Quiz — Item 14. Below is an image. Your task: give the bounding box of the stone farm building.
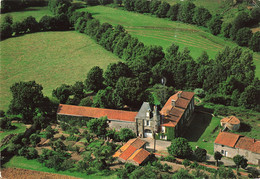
[57,91,195,140]
[214,131,260,165]
[113,138,151,166]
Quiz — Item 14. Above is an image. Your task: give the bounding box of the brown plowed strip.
[1,168,79,179]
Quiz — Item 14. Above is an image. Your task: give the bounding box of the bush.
[0,110,5,117]
[79,97,93,107]
[194,147,207,162]
[182,159,191,168]
[0,117,13,130]
[164,155,176,162]
[29,134,41,147]
[0,22,12,39]
[190,161,199,168]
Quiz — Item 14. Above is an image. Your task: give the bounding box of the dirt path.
[1,168,79,179]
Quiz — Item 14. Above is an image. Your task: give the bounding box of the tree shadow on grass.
[238,122,251,132]
[183,112,213,142]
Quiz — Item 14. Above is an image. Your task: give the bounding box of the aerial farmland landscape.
[1,0,260,178]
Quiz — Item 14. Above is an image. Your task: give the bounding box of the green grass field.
[4,156,117,179]
[0,6,52,23]
[0,123,27,141]
[82,6,260,78]
[0,31,120,111]
[184,112,221,154]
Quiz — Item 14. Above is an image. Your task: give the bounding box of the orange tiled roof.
[57,104,138,122]
[128,148,151,164]
[119,145,137,161]
[114,138,150,165]
[160,91,194,128]
[214,132,241,148]
[221,116,240,125]
[235,137,260,154]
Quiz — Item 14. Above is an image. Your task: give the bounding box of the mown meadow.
[0,31,120,110]
[81,6,260,77]
[0,6,52,23]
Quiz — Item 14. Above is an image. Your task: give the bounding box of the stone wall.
[109,120,136,133]
[214,143,260,165]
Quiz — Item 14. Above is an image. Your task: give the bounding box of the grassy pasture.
[184,112,221,154]
[0,122,27,141]
[0,6,52,23]
[4,156,117,179]
[0,31,120,111]
[82,6,260,78]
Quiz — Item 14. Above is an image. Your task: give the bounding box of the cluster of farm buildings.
[57,91,260,166]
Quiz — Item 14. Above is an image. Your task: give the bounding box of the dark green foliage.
[130,165,158,179]
[208,15,222,35]
[12,21,27,35]
[0,117,13,130]
[172,169,194,179]
[167,137,192,158]
[118,128,136,142]
[45,126,56,139]
[150,84,175,107]
[93,87,123,109]
[218,166,236,179]
[39,15,56,31]
[233,155,248,171]
[85,19,100,37]
[23,16,40,33]
[123,0,135,11]
[214,151,222,166]
[52,84,72,104]
[115,77,149,108]
[18,147,38,159]
[50,139,66,151]
[156,2,170,18]
[87,117,108,137]
[79,97,93,107]
[48,0,72,15]
[167,4,179,21]
[221,23,232,38]
[194,147,207,162]
[250,7,260,25]
[233,11,250,30]
[95,22,113,42]
[104,62,132,87]
[164,155,176,162]
[114,0,123,6]
[239,84,260,110]
[182,159,191,168]
[8,81,46,123]
[1,23,12,39]
[190,161,199,168]
[166,127,175,140]
[29,134,41,147]
[192,7,212,27]
[0,110,5,117]
[85,66,104,92]
[235,27,252,46]
[177,2,196,23]
[149,0,161,15]
[248,168,259,178]
[134,0,149,13]
[249,31,260,52]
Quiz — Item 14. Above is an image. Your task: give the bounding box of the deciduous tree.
[167,137,192,158]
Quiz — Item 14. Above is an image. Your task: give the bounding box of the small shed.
[220,116,240,131]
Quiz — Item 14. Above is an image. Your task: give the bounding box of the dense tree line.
[120,0,259,51]
[1,0,47,13]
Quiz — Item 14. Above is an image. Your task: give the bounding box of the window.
[161,126,165,133]
[221,150,224,154]
[146,120,150,126]
[146,112,149,117]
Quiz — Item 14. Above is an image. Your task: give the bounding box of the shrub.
[182,159,191,168]
[190,161,199,168]
[194,147,207,162]
[164,155,176,162]
[0,110,5,117]
[0,117,13,130]
[29,134,41,147]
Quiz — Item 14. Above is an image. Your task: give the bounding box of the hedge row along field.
[82,6,260,78]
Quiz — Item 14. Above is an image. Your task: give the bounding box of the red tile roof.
[235,137,260,154]
[119,145,137,161]
[130,148,151,164]
[57,104,138,122]
[214,132,241,148]
[114,138,151,165]
[221,116,240,125]
[160,91,194,128]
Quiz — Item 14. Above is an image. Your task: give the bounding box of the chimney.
[171,99,176,107]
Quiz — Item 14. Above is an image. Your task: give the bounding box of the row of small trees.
[120,0,260,51]
[0,0,47,13]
